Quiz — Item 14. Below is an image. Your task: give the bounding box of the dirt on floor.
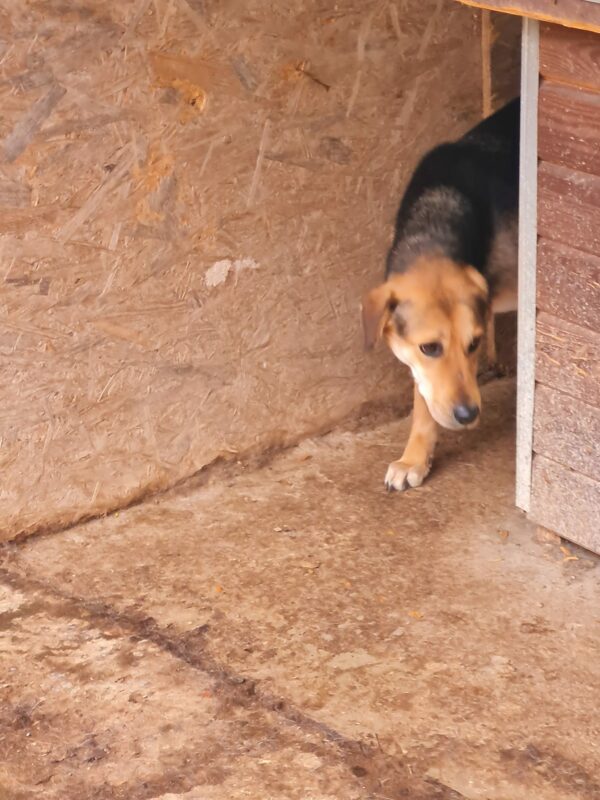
[1,378,599,800]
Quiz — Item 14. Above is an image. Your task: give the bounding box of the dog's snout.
[453,403,480,425]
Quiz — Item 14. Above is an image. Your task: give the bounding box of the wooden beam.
[537,241,600,332]
[539,84,600,173]
[538,163,600,255]
[531,455,600,553]
[456,0,600,35]
[481,10,493,116]
[515,17,539,513]
[533,384,600,481]
[536,312,600,408]
[540,23,600,91]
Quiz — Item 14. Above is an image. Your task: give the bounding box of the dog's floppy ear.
[464,266,490,324]
[361,282,397,350]
[465,266,489,298]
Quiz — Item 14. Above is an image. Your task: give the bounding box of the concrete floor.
[1,379,599,800]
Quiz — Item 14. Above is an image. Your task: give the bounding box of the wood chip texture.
[0,1,517,540]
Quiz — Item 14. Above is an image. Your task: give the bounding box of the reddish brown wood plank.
[540,23,600,92]
[537,239,600,331]
[530,455,600,554]
[536,312,600,407]
[539,82,600,174]
[538,162,600,255]
[456,1,600,33]
[533,384,600,481]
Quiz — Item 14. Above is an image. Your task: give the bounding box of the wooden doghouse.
[460,0,600,553]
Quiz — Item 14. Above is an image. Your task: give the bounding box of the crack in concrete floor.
[0,565,469,800]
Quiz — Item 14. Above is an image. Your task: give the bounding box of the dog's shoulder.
[387,99,520,282]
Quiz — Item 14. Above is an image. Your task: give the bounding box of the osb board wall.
[532,23,600,553]
[0,1,518,541]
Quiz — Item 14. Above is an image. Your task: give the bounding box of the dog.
[362,98,519,492]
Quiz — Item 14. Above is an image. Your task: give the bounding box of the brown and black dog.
[362,99,519,491]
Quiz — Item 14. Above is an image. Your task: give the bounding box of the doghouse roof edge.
[455,0,600,34]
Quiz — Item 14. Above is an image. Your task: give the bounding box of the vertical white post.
[515,18,539,512]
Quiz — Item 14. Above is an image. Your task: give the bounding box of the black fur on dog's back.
[386,98,520,294]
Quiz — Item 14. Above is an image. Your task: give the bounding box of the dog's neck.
[386,186,488,277]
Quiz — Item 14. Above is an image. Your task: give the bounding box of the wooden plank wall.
[533,23,600,552]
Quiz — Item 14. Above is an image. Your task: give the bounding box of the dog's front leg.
[486,312,497,367]
[385,383,438,492]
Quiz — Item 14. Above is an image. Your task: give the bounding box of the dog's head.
[362,258,489,430]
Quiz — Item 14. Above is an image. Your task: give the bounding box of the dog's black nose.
[453,403,480,425]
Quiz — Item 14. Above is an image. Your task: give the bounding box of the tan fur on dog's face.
[362,258,488,430]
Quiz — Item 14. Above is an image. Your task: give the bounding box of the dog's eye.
[468,336,482,354]
[419,342,443,358]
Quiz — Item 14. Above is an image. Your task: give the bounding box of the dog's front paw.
[384,458,431,492]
